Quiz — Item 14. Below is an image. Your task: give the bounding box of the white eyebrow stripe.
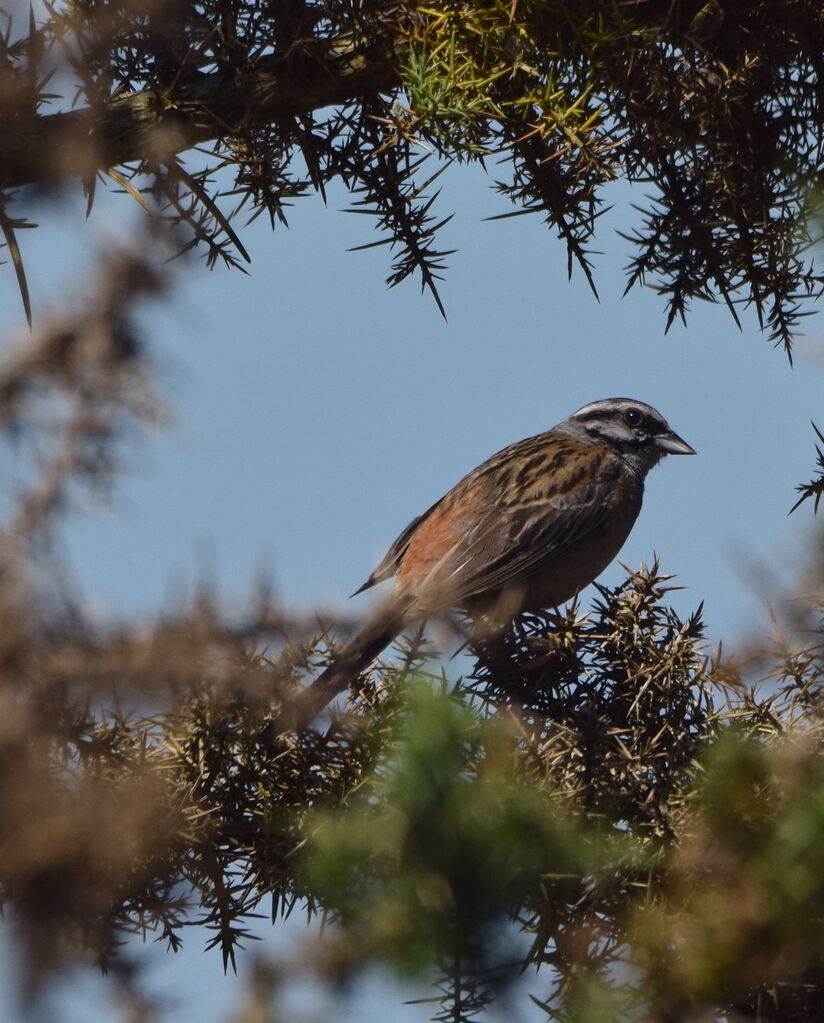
[571,401,605,417]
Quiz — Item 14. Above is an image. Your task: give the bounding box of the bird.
[277,398,695,732]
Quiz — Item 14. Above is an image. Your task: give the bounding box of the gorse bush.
[1,2,824,1021]
[2,1,824,344]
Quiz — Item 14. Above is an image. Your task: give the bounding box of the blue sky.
[1,158,822,1020]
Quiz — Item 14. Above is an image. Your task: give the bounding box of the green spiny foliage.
[0,1,823,346]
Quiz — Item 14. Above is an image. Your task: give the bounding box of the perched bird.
[280,398,694,731]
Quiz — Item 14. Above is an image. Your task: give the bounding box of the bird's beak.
[655,430,696,456]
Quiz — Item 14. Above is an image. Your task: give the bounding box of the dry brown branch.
[0,38,399,190]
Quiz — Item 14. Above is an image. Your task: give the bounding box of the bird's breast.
[515,472,642,613]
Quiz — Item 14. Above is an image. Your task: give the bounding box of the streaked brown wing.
[439,477,615,602]
[400,433,623,607]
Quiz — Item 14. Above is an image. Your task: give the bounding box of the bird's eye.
[624,408,641,427]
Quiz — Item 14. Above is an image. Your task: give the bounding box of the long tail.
[272,602,407,734]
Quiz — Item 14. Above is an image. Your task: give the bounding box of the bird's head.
[563,398,695,474]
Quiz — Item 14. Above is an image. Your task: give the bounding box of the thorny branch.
[0,1,823,345]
